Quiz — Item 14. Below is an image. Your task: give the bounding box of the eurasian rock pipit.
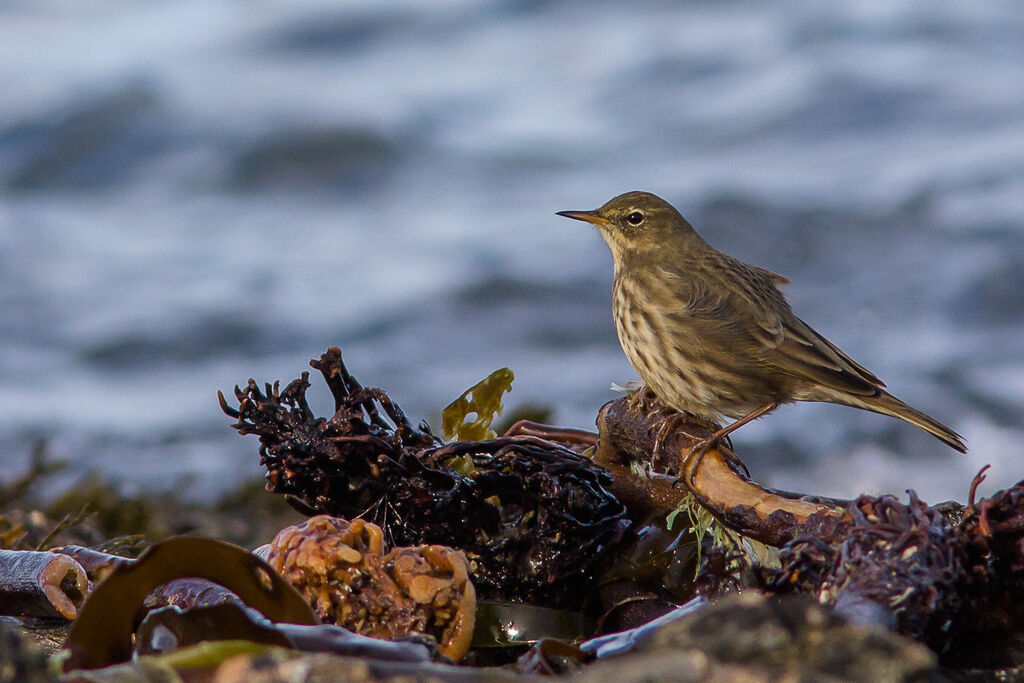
[558,191,966,466]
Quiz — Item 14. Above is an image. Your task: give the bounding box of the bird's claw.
[672,437,716,489]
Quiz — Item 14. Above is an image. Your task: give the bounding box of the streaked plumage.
[558,191,966,454]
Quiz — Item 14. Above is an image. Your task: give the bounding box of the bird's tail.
[857,390,967,453]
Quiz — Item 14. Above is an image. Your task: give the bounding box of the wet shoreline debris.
[1,345,1023,679]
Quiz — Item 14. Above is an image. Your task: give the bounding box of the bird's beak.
[556,210,612,228]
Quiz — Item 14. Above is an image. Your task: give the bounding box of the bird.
[557,191,966,471]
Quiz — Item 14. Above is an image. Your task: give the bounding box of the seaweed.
[758,492,965,649]
[62,536,317,670]
[442,367,515,441]
[220,347,629,609]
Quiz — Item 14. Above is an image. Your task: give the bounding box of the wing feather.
[658,253,884,398]
[769,317,885,396]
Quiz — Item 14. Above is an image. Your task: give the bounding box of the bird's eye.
[626,211,644,226]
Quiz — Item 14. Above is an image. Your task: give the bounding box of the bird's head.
[557,191,699,262]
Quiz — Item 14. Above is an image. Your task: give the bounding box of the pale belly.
[612,279,774,421]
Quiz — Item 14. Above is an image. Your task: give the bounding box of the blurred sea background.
[1,0,1021,502]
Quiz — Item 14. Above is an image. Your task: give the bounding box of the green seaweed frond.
[667,492,770,576]
[442,367,515,442]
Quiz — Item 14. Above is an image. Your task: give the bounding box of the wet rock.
[576,593,936,683]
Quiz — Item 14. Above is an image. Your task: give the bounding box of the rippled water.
[1,0,1022,501]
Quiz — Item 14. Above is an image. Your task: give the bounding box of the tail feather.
[859,391,967,453]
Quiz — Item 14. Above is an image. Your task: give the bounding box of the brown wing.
[661,252,884,397]
[753,265,791,288]
[767,316,886,396]
[713,255,885,396]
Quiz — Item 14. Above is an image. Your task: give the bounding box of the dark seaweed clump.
[220,347,629,608]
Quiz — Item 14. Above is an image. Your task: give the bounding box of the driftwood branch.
[593,391,846,547]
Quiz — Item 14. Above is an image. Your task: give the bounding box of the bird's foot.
[673,436,719,490]
[676,437,750,489]
[653,412,702,469]
[656,413,737,489]
[651,412,678,462]
[632,384,659,412]
[672,403,780,488]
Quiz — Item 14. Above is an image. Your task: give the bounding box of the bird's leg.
[652,412,685,472]
[634,384,659,412]
[654,412,740,479]
[677,402,779,489]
